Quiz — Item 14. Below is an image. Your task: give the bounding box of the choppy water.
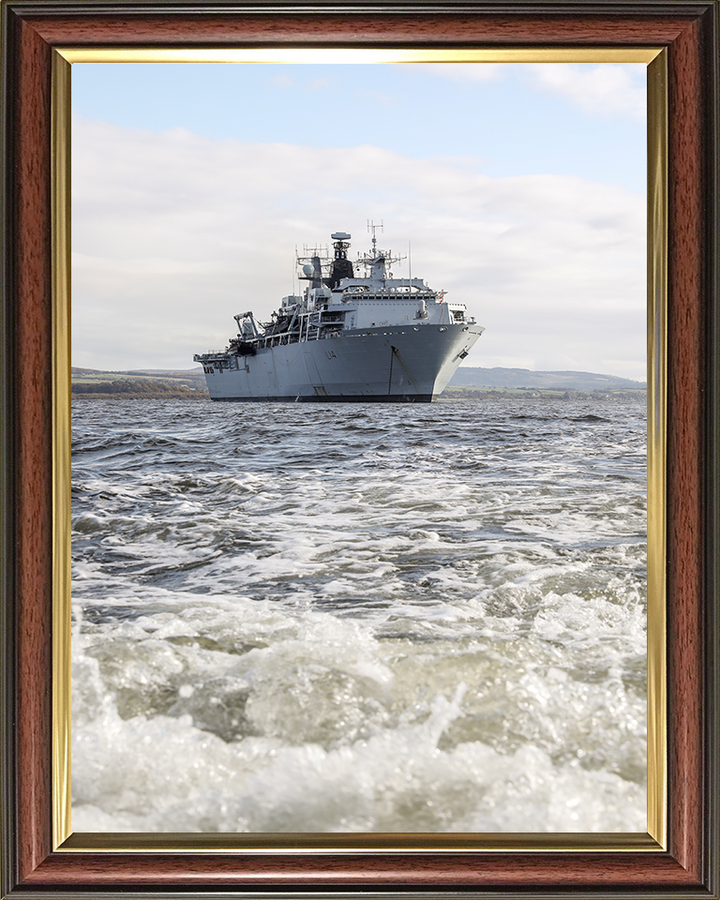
[71,397,647,833]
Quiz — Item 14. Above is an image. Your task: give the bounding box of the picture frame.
[1,0,718,896]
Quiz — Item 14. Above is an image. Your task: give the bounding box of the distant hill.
[71,367,209,399]
[70,365,645,399]
[119,368,205,377]
[450,367,646,391]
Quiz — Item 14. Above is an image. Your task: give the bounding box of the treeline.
[72,379,207,397]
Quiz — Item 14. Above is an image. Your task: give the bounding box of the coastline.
[70,368,646,402]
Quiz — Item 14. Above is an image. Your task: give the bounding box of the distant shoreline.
[70,367,647,402]
[71,386,646,402]
[71,371,209,401]
[442,386,645,402]
[449,366,646,392]
[72,393,209,400]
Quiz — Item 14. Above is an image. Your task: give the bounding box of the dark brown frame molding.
[1,1,718,896]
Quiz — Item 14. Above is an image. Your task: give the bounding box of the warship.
[194,228,484,402]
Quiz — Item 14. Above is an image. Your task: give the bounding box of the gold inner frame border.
[52,46,667,854]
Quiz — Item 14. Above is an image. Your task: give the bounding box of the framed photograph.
[65,46,654,840]
[1,1,718,896]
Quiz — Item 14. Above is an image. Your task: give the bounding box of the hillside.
[71,367,209,399]
[449,367,646,391]
[70,366,646,400]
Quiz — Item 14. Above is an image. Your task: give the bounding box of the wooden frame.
[1,0,718,895]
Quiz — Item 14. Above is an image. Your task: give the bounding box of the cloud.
[526,64,646,121]
[417,62,646,122]
[71,117,646,378]
[270,73,295,89]
[415,63,505,83]
[357,88,396,107]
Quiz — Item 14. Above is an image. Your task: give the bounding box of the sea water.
[70,397,647,833]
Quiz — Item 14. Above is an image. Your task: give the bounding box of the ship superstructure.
[194,228,484,401]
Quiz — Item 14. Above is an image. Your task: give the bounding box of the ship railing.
[348,291,435,300]
[256,329,306,348]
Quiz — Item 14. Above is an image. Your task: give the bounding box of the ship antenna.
[368,219,384,256]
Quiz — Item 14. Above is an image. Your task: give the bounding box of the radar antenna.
[367,219,384,256]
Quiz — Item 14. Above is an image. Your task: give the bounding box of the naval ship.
[194,229,484,402]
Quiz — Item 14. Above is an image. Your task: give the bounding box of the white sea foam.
[71,398,647,832]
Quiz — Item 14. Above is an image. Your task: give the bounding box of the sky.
[71,62,647,379]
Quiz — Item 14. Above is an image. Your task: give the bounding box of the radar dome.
[331,232,351,241]
[302,264,314,277]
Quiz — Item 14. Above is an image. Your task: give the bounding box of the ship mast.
[367,218,383,258]
[356,219,405,281]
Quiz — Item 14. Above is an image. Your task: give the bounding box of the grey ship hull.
[203,323,483,402]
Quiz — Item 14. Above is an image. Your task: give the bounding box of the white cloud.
[71,117,646,379]
[526,63,646,121]
[415,63,505,83]
[417,62,646,122]
[270,73,295,89]
[357,88,396,107]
